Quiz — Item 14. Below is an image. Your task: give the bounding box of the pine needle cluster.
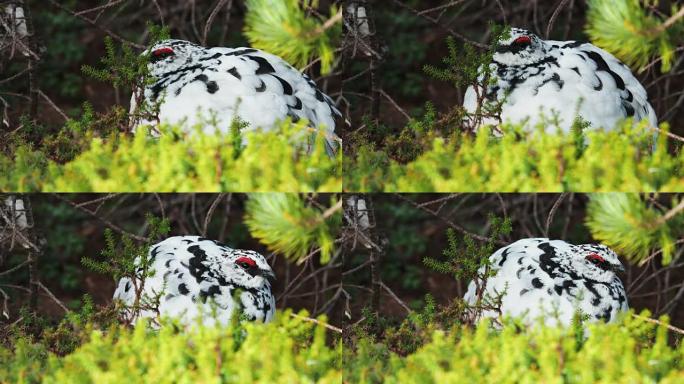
[586,193,684,265]
[586,0,683,72]
[244,194,341,264]
[244,0,341,74]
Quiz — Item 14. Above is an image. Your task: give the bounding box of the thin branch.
[46,0,144,49]
[389,0,487,48]
[654,199,684,227]
[203,0,232,46]
[38,282,70,314]
[545,0,571,39]
[380,282,412,314]
[289,313,342,333]
[647,6,684,35]
[38,90,69,122]
[202,193,226,236]
[379,89,411,122]
[52,194,149,242]
[631,313,684,335]
[544,193,567,237]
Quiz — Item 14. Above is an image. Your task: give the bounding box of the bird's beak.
[612,264,625,273]
[260,269,276,283]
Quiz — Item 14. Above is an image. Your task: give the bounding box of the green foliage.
[0,122,341,192]
[0,310,341,384]
[244,0,341,74]
[586,0,683,72]
[423,25,506,90]
[81,37,144,90]
[424,215,511,282]
[82,26,169,127]
[82,24,168,87]
[81,214,170,281]
[244,194,341,264]
[586,194,684,265]
[345,311,684,383]
[345,120,684,192]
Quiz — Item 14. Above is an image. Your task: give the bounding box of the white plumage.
[130,39,341,155]
[464,238,628,327]
[113,236,275,327]
[464,28,657,133]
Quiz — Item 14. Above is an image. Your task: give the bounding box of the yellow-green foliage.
[345,311,684,383]
[586,0,682,72]
[244,0,340,74]
[345,122,684,192]
[245,194,341,264]
[0,310,341,384]
[0,123,341,192]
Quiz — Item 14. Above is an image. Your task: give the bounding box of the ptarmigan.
[463,28,657,134]
[463,238,628,326]
[113,236,276,327]
[130,39,341,155]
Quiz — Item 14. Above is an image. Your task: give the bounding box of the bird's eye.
[235,257,256,269]
[586,253,606,264]
[150,47,174,62]
[513,36,532,45]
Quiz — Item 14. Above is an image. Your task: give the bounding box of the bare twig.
[202,0,232,46]
[46,0,144,49]
[52,194,149,242]
[38,282,70,314]
[545,0,571,39]
[289,312,342,333]
[38,90,69,122]
[631,313,684,335]
[380,282,412,314]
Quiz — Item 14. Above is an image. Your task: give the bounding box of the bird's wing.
[554,41,656,126]
[202,47,341,154]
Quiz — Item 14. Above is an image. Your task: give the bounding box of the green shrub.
[0,310,341,384]
[344,121,683,192]
[244,0,341,74]
[344,311,684,383]
[0,123,341,192]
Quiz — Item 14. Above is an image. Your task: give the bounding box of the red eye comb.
[236,257,257,267]
[152,47,174,56]
[514,36,532,45]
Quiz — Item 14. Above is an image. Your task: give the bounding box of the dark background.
[0,194,343,328]
[343,194,684,328]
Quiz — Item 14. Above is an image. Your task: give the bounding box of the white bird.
[464,238,628,327]
[130,39,341,155]
[113,236,275,327]
[464,28,657,134]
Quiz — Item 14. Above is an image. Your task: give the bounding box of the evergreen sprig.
[423,214,512,282]
[244,0,341,74]
[244,194,341,264]
[586,0,683,72]
[81,214,170,281]
[586,193,683,265]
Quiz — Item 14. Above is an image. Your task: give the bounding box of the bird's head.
[573,243,625,282]
[226,249,276,289]
[493,28,546,66]
[144,39,204,77]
